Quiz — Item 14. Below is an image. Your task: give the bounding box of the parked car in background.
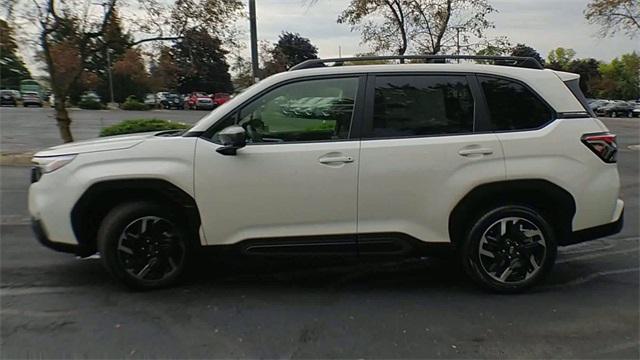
[0,90,18,106]
[80,91,101,103]
[7,89,22,101]
[156,92,169,104]
[187,92,214,110]
[211,92,231,107]
[632,103,640,118]
[588,99,611,112]
[20,79,43,100]
[160,94,184,110]
[144,94,158,108]
[21,92,43,107]
[595,100,635,117]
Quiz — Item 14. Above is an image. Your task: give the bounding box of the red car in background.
[211,92,231,107]
[186,92,215,110]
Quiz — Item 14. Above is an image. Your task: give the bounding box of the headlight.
[32,154,77,173]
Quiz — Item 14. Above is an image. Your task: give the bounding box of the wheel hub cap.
[116,216,185,281]
[478,216,546,284]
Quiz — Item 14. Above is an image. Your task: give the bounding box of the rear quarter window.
[479,76,554,131]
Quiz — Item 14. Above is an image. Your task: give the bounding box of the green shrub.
[100,118,189,137]
[78,98,103,110]
[121,96,149,110]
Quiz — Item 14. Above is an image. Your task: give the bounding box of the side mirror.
[216,125,246,156]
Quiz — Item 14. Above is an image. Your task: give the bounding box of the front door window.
[214,77,359,144]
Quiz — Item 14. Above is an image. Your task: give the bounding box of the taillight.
[581,132,617,163]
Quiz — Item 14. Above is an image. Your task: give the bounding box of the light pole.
[249,0,259,83]
[95,2,116,107]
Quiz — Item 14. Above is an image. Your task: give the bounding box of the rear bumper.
[565,209,624,246]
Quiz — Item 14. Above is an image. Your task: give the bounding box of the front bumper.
[31,218,92,256]
[566,209,624,246]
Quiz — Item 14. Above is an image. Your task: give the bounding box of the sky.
[248,0,638,61]
[18,0,640,76]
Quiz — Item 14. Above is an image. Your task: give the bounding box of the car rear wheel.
[98,201,191,289]
[460,205,557,293]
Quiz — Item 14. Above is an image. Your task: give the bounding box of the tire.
[97,201,191,290]
[460,205,557,293]
[610,111,617,118]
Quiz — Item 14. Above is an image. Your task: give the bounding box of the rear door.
[356,73,506,252]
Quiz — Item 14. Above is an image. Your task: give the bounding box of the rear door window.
[370,75,474,138]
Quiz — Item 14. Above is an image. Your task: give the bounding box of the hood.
[34,132,158,157]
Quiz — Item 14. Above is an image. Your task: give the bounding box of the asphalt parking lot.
[0,107,206,153]
[1,107,638,358]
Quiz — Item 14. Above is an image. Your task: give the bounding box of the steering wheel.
[245,124,262,143]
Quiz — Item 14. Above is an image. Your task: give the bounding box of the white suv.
[29,56,624,292]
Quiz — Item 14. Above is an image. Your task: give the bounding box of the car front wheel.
[461,205,557,293]
[97,201,190,289]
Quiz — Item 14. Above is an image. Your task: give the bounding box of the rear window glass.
[479,76,553,130]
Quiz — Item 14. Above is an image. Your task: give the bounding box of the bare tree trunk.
[54,102,74,143]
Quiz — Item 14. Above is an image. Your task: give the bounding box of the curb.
[0,152,34,166]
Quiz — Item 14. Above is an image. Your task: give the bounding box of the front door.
[194,76,364,253]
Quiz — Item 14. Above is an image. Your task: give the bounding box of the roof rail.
[289,55,544,71]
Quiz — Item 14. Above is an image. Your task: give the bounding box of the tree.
[111,48,150,102]
[511,43,545,66]
[475,44,508,56]
[10,0,244,143]
[585,0,640,38]
[337,0,497,56]
[566,58,601,98]
[270,32,318,69]
[149,46,179,91]
[230,55,254,90]
[84,7,133,103]
[133,0,244,46]
[595,52,640,99]
[31,0,117,142]
[172,29,233,94]
[0,19,32,89]
[547,47,576,70]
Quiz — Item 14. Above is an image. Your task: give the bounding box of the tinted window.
[217,77,358,143]
[480,76,553,130]
[371,75,474,137]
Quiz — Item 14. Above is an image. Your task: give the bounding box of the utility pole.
[249,0,259,83]
[95,2,116,107]
[452,26,464,63]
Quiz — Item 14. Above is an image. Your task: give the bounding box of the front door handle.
[318,155,354,164]
[458,147,494,156]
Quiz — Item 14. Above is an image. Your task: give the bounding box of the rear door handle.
[458,148,494,156]
[318,155,354,164]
